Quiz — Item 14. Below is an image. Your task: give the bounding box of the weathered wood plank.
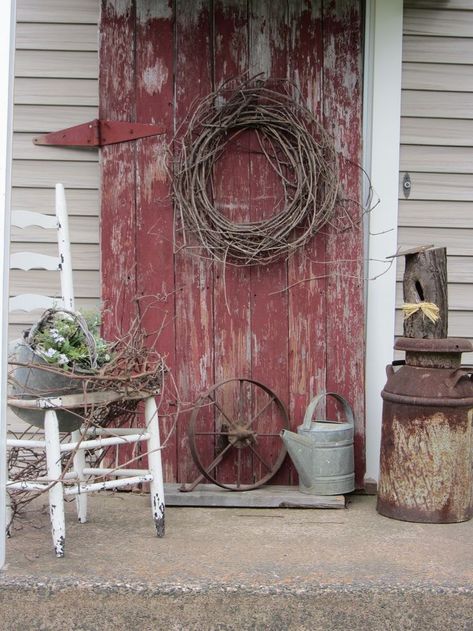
[401,118,473,147]
[212,0,253,486]
[402,62,473,92]
[286,0,325,486]
[13,133,99,162]
[12,187,99,216]
[164,483,346,508]
[249,0,290,485]
[17,0,99,24]
[403,36,473,65]
[16,23,99,52]
[398,200,473,228]
[323,0,364,487]
[404,9,473,38]
[397,226,473,256]
[14,78,99,107]
[134,0,177,482]
[401,91,473,120]
[400,145,473,174]
[12,160,99,189]
[99,0,137,336]
[15,50,98,79]
[402,247,448,338]
[174,0,215,485]
[14,105,99,133]
[398,172,473,202]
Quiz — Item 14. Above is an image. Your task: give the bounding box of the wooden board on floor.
[163,484,346,509]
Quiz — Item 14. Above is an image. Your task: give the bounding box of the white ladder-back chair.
[9,184,74,314]
[7,184,165,557]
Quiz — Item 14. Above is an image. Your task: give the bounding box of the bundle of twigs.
[9,312,167,425]
[173,77,340,266]
[7,311,169,526]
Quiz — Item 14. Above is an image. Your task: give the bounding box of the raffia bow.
[401,302,440,324]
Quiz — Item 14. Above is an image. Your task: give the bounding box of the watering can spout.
[281,429,314,488]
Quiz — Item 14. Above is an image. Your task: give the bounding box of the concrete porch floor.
[1,492,473,630]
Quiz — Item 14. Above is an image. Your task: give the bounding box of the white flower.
[50,329,65,343]
[45,348,58,358]
[57,353,70,365]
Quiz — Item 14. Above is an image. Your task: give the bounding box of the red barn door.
[99,0,365,486]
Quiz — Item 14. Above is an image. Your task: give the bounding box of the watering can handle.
[302,392,355,430]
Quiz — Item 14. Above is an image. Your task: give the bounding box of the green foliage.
[31,310,112,371]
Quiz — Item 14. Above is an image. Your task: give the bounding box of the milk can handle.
[302,391,355,430]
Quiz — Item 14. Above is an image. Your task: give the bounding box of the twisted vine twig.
[172,77,341,266]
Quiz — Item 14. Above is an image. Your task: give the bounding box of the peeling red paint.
[323,0,365,487]
[100,0,365,485]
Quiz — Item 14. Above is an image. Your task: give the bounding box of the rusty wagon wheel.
[187,378,289,491]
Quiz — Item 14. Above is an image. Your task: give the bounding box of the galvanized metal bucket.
[281,392,355,495]
[8,337,88,432]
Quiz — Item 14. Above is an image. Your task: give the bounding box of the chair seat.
[8,388,159,410]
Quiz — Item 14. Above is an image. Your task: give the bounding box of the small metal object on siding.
[402,172,411,199]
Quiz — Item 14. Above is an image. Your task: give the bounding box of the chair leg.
[145,396,165,537]
[71,429,87,523]
[44,410,66,557]
[6,492,12,538]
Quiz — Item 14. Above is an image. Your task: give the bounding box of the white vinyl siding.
[398,2,473,353]
[9,0,100,431]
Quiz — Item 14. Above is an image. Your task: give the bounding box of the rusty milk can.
[377,337,473,523]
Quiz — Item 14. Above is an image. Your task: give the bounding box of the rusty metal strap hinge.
[33,119,166,148]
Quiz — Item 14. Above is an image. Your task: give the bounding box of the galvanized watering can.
[281,392,355,495]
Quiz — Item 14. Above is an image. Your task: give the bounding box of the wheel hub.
[228,424,257,449]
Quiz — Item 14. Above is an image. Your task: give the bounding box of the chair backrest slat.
[11,210,58,231]
[9,294,58,313]
[9,184,74,314]
[10,252,61,272]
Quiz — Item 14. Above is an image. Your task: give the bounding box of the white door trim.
[363,0,404,484]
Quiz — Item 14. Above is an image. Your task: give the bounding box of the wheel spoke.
[238,379,244,423]
[202,441,233,476]
[210,397,237,429]
[244,396,275,430]
[248,444,273,472]
[193,431,232,436]
[237,448,241,489]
